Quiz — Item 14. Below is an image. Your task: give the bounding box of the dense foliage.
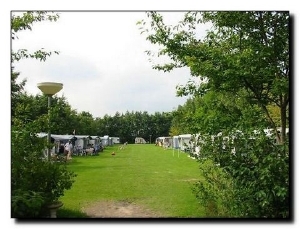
[170,90,269,135]
[193,130,289,217]
[12,90,173,143]
[11,129,77,217]
[94,111,173,143]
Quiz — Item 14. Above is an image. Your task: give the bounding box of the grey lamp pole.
[47,95,51,161]
[37,82,63,161]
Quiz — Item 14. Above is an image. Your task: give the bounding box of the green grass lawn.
[58,144,205,218]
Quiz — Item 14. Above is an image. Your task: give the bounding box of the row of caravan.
[156,127,289,154]
[37,133,120,156]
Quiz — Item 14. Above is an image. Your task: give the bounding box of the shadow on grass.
[13,209,89,222]
[57,208,90,218]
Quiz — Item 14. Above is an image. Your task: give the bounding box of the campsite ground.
[82,200,161,218]
[59,144,204,218]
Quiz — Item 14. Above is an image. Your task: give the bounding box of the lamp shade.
[37,82,63,95]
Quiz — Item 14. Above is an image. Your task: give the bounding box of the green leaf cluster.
[11,129,77,217]
[11,11,60,63]
[194,130,289,217]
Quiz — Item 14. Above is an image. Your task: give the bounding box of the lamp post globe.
[37,82,63,96]
[37,82,63,160]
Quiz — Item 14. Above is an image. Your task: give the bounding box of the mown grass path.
[59,144,205,217]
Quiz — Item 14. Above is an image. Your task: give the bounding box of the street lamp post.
[37,82,63,161]
[149,135,152,144]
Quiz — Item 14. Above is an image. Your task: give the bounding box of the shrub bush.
[11,190,44,218]
[193,129,289,218]
[193,159,235,217]
[11,129,77,218]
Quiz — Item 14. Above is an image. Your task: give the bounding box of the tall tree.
[76,111,96,135]
[170,90,267,135]
[139,11,289,143]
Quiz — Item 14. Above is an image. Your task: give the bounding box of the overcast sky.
[11,12,213,118]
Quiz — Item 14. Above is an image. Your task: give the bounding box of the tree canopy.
[138,11,289,143]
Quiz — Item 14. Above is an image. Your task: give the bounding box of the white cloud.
[12,11,195,117]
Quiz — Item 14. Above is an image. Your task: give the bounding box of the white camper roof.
[36,133,90,140]
[178,134,192,138]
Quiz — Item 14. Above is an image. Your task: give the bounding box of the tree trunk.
[261,104,281,144]
[280,104,287,144]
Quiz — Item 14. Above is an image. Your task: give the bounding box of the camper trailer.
[135,137,146,144]
[111,137,120,144]
[178,134,192,152]
[156,136,172,148]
